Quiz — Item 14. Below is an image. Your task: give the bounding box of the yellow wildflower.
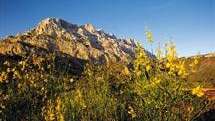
[166,62,171,68]
[75,89,86,108]
[146,65,151,72]
[145,30,153,43]
[177,61,187,77]
[44,100,55,121]
[194,57,199,65]
[156,45,163,60]
[151,77,161,87]
[47,111,55,121]
[192,86,204,97]
[55,97,64,121]
[165,42,177,62]
[154,77,161,84]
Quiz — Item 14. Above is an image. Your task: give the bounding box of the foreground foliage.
[0,34,214,121]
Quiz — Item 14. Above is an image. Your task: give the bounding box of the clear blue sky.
[0,0,214,56]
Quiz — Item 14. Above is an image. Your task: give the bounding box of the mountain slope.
[187,54,215,87]
[0,18,136,62]
[0,18,138,74]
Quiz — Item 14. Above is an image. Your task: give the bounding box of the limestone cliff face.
[0,18,136,64]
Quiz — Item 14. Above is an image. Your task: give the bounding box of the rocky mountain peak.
[35,17,78,39]
[82,23,96,33]
[0,18,139,66]
[37,17,75,29]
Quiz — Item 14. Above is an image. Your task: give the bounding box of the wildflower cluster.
[134,43,152,77]
[145,30,153,43]
[129,30,208,120]
[74,89,86,109]
[192,86,204,97]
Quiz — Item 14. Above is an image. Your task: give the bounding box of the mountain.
[0,18,137,73]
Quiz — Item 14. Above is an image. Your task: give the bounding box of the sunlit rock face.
[0,17,138,64]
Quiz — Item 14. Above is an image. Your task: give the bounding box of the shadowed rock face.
[0,18,137,66]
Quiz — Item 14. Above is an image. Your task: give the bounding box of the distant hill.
[186,53,215,87]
